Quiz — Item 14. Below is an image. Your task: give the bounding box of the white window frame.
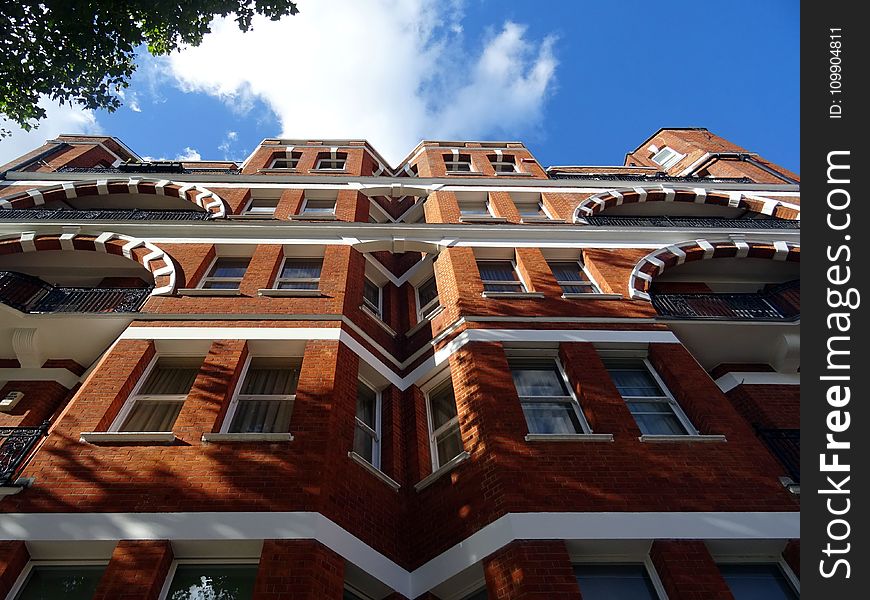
[444,153,473,173]
[362,276,383,317]
[572,557,669,600]
[507,352,592,435]
[268,155,299,169]
[198,256,249,290]
[6,560,110,600]
[549,259,602,294]
[458,199,494,218]
[314,155,347,170]
[353,377,382,469]
[300,196,337,216]
[515,199,554,221]
[109,356,200,433]
[477,258,528,293]
[158,558,260,600]
[220,355,299,434]
[415,275,441,321]
[650,146,685,169]
[715,556,800,597]
[605,358,698,436]
[423,372,464,471]
[489,155,518,173]
[242,197,279,216]
[273,256,322,290]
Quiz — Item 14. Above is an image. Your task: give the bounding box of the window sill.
[227,214,276,220]
[258,168,298,173]
[481,291,545,299]
[0,486,25,496]
[414,451,470,492]
[348,451,400,491]
[202,432,294,442]
[290,213,337,221]
[407,305,445,336]
[638,434,727,442]
[177,288,241,296]
[520,217,563,224]
[446,171,485,176]
[459,216,508,223]
[80,432,176,444]
[494,171,535,177]
[561,293,623,300]
[525,433,614,442]
[310,169,348,174]
[360,304,397,336]
[258,289,323,297]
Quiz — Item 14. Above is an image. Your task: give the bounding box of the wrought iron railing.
[0,422,49,486]
[0,271,151,314]
[0,208,211,221]
[756,428,800,484]
[583,215,799,229]
[651,281,800,321]
[57,165,241,175]
[549,173,753,183]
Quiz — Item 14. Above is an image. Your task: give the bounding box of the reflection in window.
[14,565,106,600]
[573,564,659,600]
[165,564,258,600]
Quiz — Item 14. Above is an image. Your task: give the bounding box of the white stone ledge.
[348,452,400,491]
[226,214,276,220]
[639,434,727,443]
[80,432,176,444]
[290,213,337,221]
[201,432,294,443]
[414,451,470,492]
[257,289,323,297]
[481,291,545,299]
[459,215,508,223]
[360,304,398,336]
[561,293,623,300]
[177,288,241,296]
[525,433,614,442]
[406,305,445,336]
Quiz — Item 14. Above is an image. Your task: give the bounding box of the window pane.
[209,258,250,279]
[357,382,377,428]
[304,198,336,212]
[719,564,798,600]
[241,360,300,395]
[573,564,658,600]
[436,423,463,466]
[460,201,489,215]
[280,259,322,280]
[122,400,183,432]
[166,564,258,600]
[354,425,376,463]
[607,367,663,397]
[511,363,569,397]
[478,261,517,283]
[277,281,318,290]
[626,402,687,435]
[363,279,381,310]
[517,203,543,217]
[141,363,199,395]
[229,399,293,433]
[429,380,458,430]
[15,565,106,600]
[418,277,439,309]
[521,402,581,434]
[202,280,241,290]
[550,261,584,282]
[245,199,277,214]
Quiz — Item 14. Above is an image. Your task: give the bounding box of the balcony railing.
[57,165,241,175]
[550,173,753,184]
[0,208,211,221]
[583,215,799,229]
[0,271,151,314]
[1,422,49,486]
[651,281,800,321]
[756,428,800,484]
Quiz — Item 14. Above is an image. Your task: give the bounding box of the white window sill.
[310,169,348,174]
[561,293,623,300]
[481,291,545,299]
[494,171,535,177]
[80,432,176,444]
[446,171,484,176]
[258,168,298,173]
[407,305,445,336]
[348,451,400,491]
[258,289,323,297]
[360,304,397,336]
[291,213,337,221]
[520,217,563,224]
[638,434,727,442]
[525,433,614,442]
[459,215,508,223]
[227,214,276,220]
[177,288,241,296]
[202,432,294,442]
[414,451,470,492]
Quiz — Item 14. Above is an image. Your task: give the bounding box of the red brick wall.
[726,384,799,429]
[484,540,582,599]
[93,540,173,600]
[253,540,344,600]
[0,380,71,427]
[0,541,29,598]
[650,540,733,600]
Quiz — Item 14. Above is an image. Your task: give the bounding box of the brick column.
[488,191,521,223]
[0,541,29,598]
[253,540,344,600]
[650,540,733,600]
[93,540,173,600]
[483,540,582,599]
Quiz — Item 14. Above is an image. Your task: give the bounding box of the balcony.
[0,271,151,314]
[57,164,241,175]
[0,422,48,486]
[651,280,799,321]
[756,428,800,484]
[0,208,211,221]
[583,215,799,229]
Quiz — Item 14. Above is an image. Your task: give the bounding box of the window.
[243,197,278,216]
[416,275,440,320]
[115,358,201,432]
[510,359,588,434]
[718,564,798,600]
[515,200,549,220]
[225,357,299,433]
[458,199,492,218]
[426,378,463,468]
[315,153,347,170]
[270,151,301,169]
[199,257,250,290]
[163,563,258,600]
[444,153,472,172]
[573,564,659,600]
[362,277,382,317]
[274,258,322,290]
[12,564,106,600]
[549,260,599,294]
[354,380,380,466]
[489,154,517,173]
[478,260,525,293]
[460,589,489,600]
[301,197,336,215]
[604,359,696,435]
[650,146,684,169]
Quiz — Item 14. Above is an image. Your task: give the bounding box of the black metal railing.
[756,428,800,484]
[57,165,241,175]
[651,281,800,321]
[583,215,799,229]
[0,271,151,314]
[549,173,753,184]
[0,422,49,487]
[0,208,211,221]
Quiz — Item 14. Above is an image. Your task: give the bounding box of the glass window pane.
[241,360,300,395]
[141,362,200,395]
[478,261,517,283]
[304,198,336,211]
[245,199,277,214]
[418,277,439,309]
[363,279,381,309]
[719,564,798,600]
[511,363,569,397]
[573,564,658,600]
[429,380,458,430]
[436,423,463,465]
[15,565,106,600]
[550,261,584,283]
[229,399,293,433]
[202,280,241,290]
[354,425,375,463]
[460,201,489,215]
[280,259,322,280]
[608,367,663,397]
[356,382,377,428]
[210,258,250,279]
[277,281,318,290]
[165,564,258,600]
[122,400,183,432]
[521,402,581,434]
[627,404,687,435]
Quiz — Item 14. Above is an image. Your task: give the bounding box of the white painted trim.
[202,432,294,442]
[348,451,399,491]
[415,451,470,492]
[525,433,614,442]
[80,432,176,443]
[0,367,79,389]
[714,372,800,393]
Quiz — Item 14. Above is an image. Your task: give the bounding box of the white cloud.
[0,98,102,166]
[218,130,241,159]
[160,0,557,164]
[175,147,202,161]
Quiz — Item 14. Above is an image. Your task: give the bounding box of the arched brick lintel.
[0,178,227,218]
[573,187,800,222]
[0,231,177,295]
[628,238,800,300]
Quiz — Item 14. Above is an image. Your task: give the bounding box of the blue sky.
[1,0,799,172]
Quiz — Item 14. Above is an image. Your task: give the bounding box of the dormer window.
[315,152,347,170]
[489,154,517,173]
[269,151,301,169]
[444,153,472,173]
[650,146,684,169]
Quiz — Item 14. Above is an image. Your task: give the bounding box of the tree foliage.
[0,1,299,133]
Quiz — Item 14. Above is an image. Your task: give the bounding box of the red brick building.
[0,128,799,599]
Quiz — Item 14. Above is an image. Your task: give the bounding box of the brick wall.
[0,541,28,598]
[650,540,733,600]
[93,540,173,600]
[484,540,582,599]
[253,540,344,600]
